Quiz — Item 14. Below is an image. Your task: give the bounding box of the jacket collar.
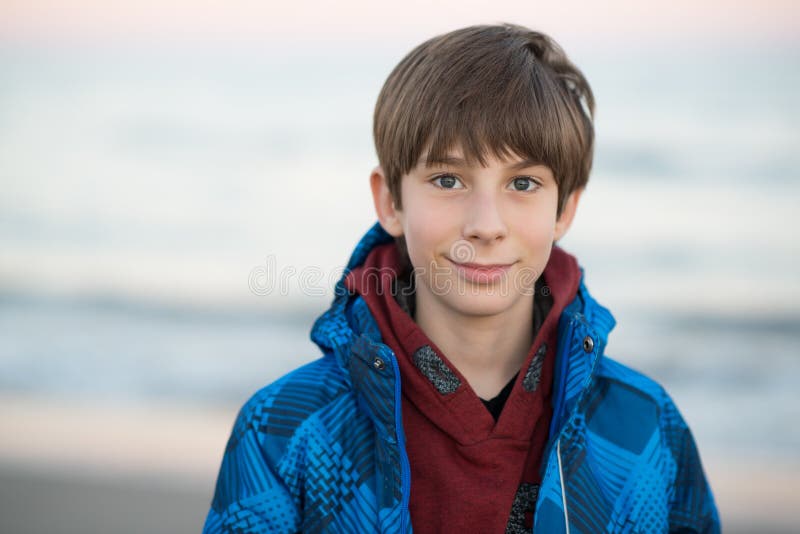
[548,274,617,436]
[310,221,395,372]
[310,222,617,432]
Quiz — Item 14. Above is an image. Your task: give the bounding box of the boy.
[203,23,720,533]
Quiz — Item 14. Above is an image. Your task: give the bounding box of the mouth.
[445,257,515,283]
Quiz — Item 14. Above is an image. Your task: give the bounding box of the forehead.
[416,147,548,172]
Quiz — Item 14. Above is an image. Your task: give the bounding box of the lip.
[447,258,514,284]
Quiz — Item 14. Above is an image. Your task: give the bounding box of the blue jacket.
[204,222,721,533]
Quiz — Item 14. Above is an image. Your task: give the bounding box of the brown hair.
[373,23,595,220]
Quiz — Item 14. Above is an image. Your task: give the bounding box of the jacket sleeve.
[662,399,721,534]
[202,397,302,534]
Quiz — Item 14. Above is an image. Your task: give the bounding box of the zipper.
[557,438,571,534]
[543,314,577,463]
[537,313,576,532]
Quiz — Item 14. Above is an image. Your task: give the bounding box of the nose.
[463,190,508,243]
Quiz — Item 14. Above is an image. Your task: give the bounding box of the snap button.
[373,357,385,370]
[583,335,594,353]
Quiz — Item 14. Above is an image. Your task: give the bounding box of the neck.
[414,282,535,400]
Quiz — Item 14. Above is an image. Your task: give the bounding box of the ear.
[553,187,584,242]
[369,166,404,237]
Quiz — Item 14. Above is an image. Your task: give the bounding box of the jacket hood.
[310,221,396,362]
[309,222,617,432]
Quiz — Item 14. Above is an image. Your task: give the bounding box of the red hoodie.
[344,242,581,533]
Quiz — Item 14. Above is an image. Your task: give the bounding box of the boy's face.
[370,145,582,318]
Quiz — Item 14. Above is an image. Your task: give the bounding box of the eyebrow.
[420,154,545,171]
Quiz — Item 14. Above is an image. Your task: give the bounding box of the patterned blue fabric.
[203,222,720,533]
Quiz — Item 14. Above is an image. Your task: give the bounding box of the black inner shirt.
[480,371,519,421]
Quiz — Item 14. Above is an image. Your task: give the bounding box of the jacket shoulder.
[596,356,674,411]
[592,355,698,444]
[205,355,353,532]
[579,356,673,455]
[596,355,702,433]
[591,356,721,532]
[229,354,352,464]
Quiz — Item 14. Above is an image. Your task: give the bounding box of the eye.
[431,173,465,190]
[509,176,541,192]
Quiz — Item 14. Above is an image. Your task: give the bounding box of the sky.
[1,0,798,52]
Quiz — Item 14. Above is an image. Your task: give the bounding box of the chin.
[443,289,523,317]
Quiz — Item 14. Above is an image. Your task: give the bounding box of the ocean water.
[0,44,798,460]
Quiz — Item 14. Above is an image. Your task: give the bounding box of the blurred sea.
[1,44,798,463]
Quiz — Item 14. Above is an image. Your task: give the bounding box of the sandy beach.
[0,466,210,534]
[0,394,797,533]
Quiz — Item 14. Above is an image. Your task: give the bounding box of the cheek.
[404,210,442,260]
[512,205,558,249]
[401,202,458,266]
